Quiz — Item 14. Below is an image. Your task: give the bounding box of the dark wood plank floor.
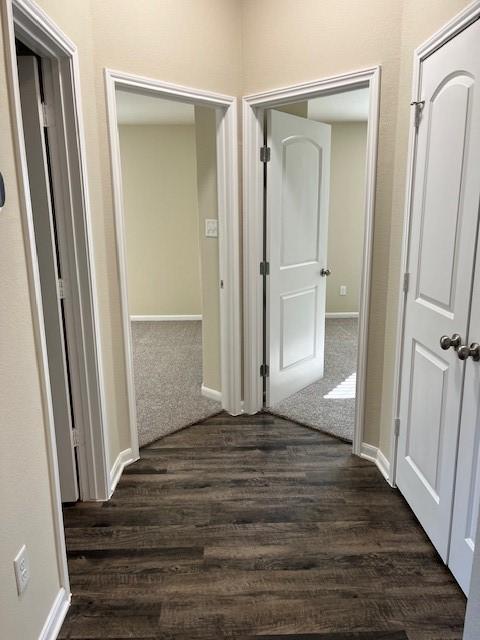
[60,412,466,639]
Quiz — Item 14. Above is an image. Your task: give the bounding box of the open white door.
[266,110,331,406]
[17,55,79,502]
[396,19,480,562]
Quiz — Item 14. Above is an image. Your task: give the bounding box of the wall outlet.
[13,545,30,596]
[205,218,218,238]
[340,285,347,296]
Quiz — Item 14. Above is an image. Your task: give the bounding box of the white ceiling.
[116,89,195,125]
[308,88,369,122]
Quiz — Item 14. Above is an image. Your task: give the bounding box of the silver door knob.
[440,333,462,351]
[320,268,331,277]
[457,343,480,361]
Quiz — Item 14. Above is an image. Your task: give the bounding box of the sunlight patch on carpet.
[324,372,356,399]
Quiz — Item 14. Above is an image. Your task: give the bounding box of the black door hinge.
[260,261,270,276]
[260,363,270,378]
[260,145,271,163]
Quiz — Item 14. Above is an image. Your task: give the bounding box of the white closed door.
[396,19,480,562]
[18,56,79,502]
[449,252,480,595]
[266,110,331,406]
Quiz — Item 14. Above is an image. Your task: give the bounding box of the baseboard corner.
[360,442,391,484]
[109,447,136,497]
[201,384,222,403]
[38,587,70,640]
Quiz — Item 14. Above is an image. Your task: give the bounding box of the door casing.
[5,0,110,503]
[243,67,381,468]
[104,68,243,454]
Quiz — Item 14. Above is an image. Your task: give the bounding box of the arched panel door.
[266,110,331,406]
[396,18,480,570]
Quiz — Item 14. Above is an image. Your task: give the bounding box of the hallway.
[60,413,466,639]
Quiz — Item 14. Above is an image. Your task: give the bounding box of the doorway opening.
[105,70,241,451]
[264,93,369,443]
[243,68,380,463]
[8,3,109,505]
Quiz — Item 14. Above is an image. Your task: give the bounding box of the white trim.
[104,68,242,460]
[360,443,391,484]
[6,0,110,502]
[201,384,222,402]
[109,447,136,497]
[38,588,70,640]
[242,66,381,463]
[376,449,391,483]
[130,314,202,322]
[325,311,359,319]
[390,0,480,488]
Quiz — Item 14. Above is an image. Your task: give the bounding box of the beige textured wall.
[241,0,471,450]
[119,124,202,316]
[325,122,367,314]
[194,106,222,392]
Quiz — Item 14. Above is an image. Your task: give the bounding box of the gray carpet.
[268,318,358,442]
[131,321,221,447]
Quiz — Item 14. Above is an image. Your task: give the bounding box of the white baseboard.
[130,314,202,322]
[325,312,359,319]
[201,384,222,403]
[360,442,391,484]
[109,447,137,497]
[39,587,70,640]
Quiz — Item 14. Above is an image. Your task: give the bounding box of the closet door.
[396,18,480,561]
[449,254,480,595]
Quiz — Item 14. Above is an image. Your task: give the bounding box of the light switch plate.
[14,545,30,595]
[340,285,347,296]
[205,218,218,238]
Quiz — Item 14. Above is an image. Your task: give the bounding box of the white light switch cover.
[13,545,30,595]
[205,218,218,238]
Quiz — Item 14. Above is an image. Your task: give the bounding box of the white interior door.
[17,55,79,502]
[449,249,480,595]
[266,109,331,406]
[396,19,480,561]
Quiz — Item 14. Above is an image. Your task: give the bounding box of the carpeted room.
[117,92,222,446]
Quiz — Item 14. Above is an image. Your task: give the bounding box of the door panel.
[267,110,331,406]
[17,55,79,502]
[281,138,322,266]
[281,288,317,369]
[417,76,473,311]
[396,18,480,562]
[405,341,448,497]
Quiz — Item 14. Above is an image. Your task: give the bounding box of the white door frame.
[4,0,110,501]
[243,66,381,458]
[390,0,480,487]
[104,69,242,453]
